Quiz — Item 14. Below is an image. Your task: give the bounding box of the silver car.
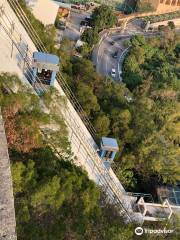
[111,68,116,78]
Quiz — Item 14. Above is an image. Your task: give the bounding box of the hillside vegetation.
[0,73,136,239]
[2,0,180,238]
[17,0,180,198]
[62,33,180,191]
[1,72,178,240]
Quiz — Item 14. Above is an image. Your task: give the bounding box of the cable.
[2,0,134,222]
[8,0,97,137]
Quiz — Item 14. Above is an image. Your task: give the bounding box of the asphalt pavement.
[93,35,125,81]
[92,29,159,81]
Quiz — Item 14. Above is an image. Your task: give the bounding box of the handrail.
[8,0,96,138]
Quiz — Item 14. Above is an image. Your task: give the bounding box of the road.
[93,34,125,81]
[92,29,159,81]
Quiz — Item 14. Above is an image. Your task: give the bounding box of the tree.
[71,58,104,97]
[130,35,146,47]
[168,21,175,30]
[91,4,117,31]
[76,83,100,115]
[0,74,49,152]
[111,109,132,141]
[81,28,99,47]
[77,42,91,57]
[93,113,110,137]
[174,43,180,58]
[12,145,136,240]
[123,72,142,90]
[121,37,180,185]
[12,162,27,194]
[124,54,141,73]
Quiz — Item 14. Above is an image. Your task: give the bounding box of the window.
[37,69,52,85]
[104,151,113,159]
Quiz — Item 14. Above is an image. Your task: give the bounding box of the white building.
[25,0,59,25]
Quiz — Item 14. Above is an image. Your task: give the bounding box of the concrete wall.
[0,113,17,240]
[150,17,180,27]
[156,0,180,13]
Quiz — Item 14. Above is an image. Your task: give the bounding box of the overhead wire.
[1,0,134,222]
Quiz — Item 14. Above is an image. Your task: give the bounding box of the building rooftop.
[33,52,59,71]
[101,137,119,151]
[54,1,71,10]
[26,0,59,25]
[33,52,59,65]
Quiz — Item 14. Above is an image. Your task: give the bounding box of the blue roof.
[101,137,119,150]
[33,52,59,65]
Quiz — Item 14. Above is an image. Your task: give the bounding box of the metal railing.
[7,0,97,138]
[1,0,135,222]
[126,192,154,203]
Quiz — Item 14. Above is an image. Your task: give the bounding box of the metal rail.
[0,1,135,222]
[7,0,97,138]
[126,192,154,203]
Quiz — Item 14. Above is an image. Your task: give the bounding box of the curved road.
[92,29,159,81]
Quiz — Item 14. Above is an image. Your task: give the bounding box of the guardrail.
[126,192,154,203]
[118,47,129,81]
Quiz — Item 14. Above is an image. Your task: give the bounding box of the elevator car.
[99,137,119,169]
[32,52,59,86]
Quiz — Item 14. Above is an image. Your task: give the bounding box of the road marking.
[118,47,129,81]
[105,53,108,76]
[96,31,159,80]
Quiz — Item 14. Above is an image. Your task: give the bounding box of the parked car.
[85,16,92,22]
[71,5,81,10]
[72,3,86,10]
[57,21,66,30]
[81,16,92,27]
[110,40,115,45]
[112,51,118,58]
[111,68,116,78]
[80,20,89,26]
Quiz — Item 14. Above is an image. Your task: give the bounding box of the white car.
[111,68,116,78]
